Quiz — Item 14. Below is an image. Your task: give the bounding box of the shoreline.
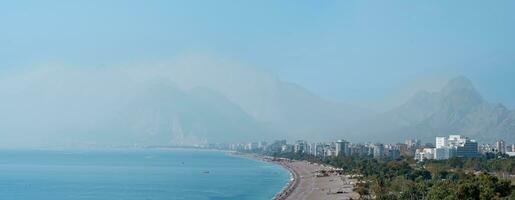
[271,159,298,200]
[231,152,360,200]
[227,152,297,200]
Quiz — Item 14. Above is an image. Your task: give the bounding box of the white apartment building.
[496,140,506,154]
[415,148,435,161]
[436,137,447,148]
[416,134,479,162]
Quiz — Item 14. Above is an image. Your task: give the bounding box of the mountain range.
[355,76,515,143]
[159,56,514,144]
[0,58,512,147]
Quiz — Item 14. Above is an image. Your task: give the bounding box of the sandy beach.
[273,159,359,200]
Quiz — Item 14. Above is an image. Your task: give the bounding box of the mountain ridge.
[356,76,515,143]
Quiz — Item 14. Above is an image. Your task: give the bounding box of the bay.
[0,149,290,200]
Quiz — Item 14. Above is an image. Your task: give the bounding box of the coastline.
[228,152,296,200]
[271,159,298,200]
[230,152,359,200]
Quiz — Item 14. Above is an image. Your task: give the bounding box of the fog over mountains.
[355,76,515,144]
[0,56,512,147]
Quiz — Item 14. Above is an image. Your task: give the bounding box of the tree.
[354,182,371,199]
[476,173,511,199]
[427,180,457,200]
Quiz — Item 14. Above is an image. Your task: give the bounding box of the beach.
[271,159,359,200]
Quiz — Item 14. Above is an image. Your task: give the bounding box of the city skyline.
[208,134,513,159]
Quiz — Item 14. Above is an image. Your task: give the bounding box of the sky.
[1,0,514,109]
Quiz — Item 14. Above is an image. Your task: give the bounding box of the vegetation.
[268,152,514,200]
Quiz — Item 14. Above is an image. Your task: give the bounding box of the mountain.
[357,76,515,143]
[0,66,268,147]
[2,61,511,147]
[100,84,269,146]
[0,61,369,147]
[160,55,372,140]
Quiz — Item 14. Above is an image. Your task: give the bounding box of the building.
[281,144,293,153]
[230,143,246,151]
[496,140,506,154]
[373,143,385,159]
[455,139,479,158]
[319,142,336,157]
[335,140,350,157]
[314,143,326,157]
[350,143,369,156]
[294,140,308,153]
[415,148,435,161]
[307,143,316,155]
[435,136,450,160]
[479,144,495,154]
[405,139,421,149]
[245,142,258,151]
[387,148,401,159]
[436,137,447,148]
[258,141,268,150]
[438,135,479,159]
[435,147,451,160]
[397,143,415,157]
[417,134,479,162]
[268,140,287,153]
[447,135,468,147]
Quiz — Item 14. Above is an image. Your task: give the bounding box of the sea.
[0,148,291,200]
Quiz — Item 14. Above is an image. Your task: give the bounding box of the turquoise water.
[0,149,290,200]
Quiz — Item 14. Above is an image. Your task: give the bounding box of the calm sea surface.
[0,149,290,200]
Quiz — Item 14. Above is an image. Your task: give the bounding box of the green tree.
[427,180,457,200]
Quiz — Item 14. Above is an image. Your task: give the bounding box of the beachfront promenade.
[274,160,359,200]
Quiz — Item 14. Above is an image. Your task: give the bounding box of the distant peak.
[440,76,483,103]
[442,76,475,92]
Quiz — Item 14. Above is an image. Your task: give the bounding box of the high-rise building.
[419,134,479,162]
[396,143,411,156]
[405,139,421,149]
[387,148,401,159]
[448,135,466,146]
[258,141,268,150]
[436,137,447,148]
[444,135,479,158]
[308,143,316,155]
[496,140,506,154]
[335,140,349,157]
[244,142,258,151]
[350,143,369,156]
[456,139,479,158]
[373,144,385,159]
[268,140,287,153]
[281,144,293,153]
[435,148,451,160]
[294,140,307,153]
[315,143,325,157]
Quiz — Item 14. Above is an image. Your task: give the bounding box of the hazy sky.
[1,0,514,108]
